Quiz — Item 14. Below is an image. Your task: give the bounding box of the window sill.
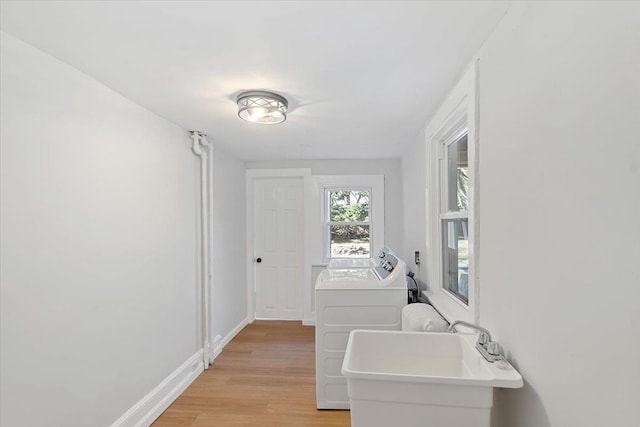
[422,288,475,324]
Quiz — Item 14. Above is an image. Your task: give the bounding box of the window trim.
[426,62,479,324]
[312,175,385,264]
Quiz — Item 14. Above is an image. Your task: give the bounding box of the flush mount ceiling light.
[237,90,288,124]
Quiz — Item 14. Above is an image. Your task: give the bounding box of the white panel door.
[254,177,304,319]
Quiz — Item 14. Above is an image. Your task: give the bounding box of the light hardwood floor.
[152,321,351,426]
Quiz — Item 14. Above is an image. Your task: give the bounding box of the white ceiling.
[0,1,510,161]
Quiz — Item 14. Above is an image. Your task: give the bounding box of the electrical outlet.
[414,251,420,265]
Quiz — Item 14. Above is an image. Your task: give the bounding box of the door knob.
[256,257,262,263]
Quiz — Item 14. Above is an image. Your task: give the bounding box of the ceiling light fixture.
[236,90,288,124]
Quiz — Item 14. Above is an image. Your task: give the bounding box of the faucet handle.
[477,332,490,346]
[486,341,502,356]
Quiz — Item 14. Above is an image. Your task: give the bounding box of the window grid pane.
[441,218,469,304]
[329,224,370,258]
[328,190,370,222]
[445,134,469,213]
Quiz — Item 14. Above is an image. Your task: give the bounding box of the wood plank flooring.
[152,321,351,426]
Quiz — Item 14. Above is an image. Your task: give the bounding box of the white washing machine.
[315,249,408,409]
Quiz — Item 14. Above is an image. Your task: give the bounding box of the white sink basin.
[342,329,522,387]
[341,330,523,427]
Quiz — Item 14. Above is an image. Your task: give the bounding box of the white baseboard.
[110,350,204,427]
[212,316,250,361]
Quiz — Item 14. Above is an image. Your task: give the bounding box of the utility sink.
[341,330,523,427]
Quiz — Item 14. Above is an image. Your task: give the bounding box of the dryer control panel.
[373,251,399,280]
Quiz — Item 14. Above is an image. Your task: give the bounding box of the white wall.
[0,32,200,426]
[479,4,640,426]
[246,159,404,256]
[402,3,640,427]
[212,147,248,344]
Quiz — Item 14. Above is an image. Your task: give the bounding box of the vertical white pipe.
[199,135,214,364]
[190,131,210,370]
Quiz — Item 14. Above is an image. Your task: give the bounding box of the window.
[426,63,477,323]
[440,133,469,303]
[326,190,371,258]
[313,175,384,263]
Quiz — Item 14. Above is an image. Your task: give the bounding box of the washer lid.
[327,258,374,269]
[315,268,406,290]
[323,268,377,281]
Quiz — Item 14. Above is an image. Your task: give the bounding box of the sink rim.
[341,329,523,389]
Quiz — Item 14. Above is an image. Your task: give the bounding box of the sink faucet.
[448,320,503,363]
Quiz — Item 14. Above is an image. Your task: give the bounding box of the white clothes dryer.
[315,249,408,409]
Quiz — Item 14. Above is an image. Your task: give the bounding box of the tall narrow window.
[427,64,477,322]
[440,133,469,303]
[325,189,371,258]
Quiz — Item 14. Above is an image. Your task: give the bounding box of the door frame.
[246,169,313,324]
